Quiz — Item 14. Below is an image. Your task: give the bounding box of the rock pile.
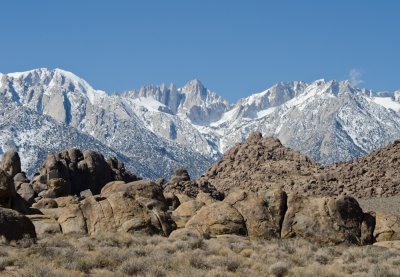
[164,168,223,200]
[0,141,399,247]
[198,131,400,198]
[30,148,138,198]
[171,188,375,245]
[29,179,176,237]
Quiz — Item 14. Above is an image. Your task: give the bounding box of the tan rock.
[57,205,87,234]
[172,200,205,228]
[186,202,246,237]
[169,228,207,240]
[80,192,174,236]
[100,181,126,198]
[196,191,217,205]
[16,183,35,204]
[175,193,192,204]
[32,198,58,209]
[281,194,372,245]
[374,211,400,242]
[54,196,79,207]
[27,214,61,237]
[224,189,287,239]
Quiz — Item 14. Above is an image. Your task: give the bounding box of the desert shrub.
[0,249,8,257]
[20,263,61,277]
[187,237,204,250]
[0,257,14,271]
[18,234,35,248]
[269,261,290,277]
[119,258,146,276]
[369,265,399,277]
[207,255,241,272]
[189,253,209,269]
[131,245,147,257]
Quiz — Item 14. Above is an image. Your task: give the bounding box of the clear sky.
[1,0,399,102]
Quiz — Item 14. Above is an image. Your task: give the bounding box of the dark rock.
[1,150,21,178]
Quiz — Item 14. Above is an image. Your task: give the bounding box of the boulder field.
[0,133,399,246]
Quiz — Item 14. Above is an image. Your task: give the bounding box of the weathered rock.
[186,202,247,237]
[32,198,58,209]
[37,178,70,199]
[224,189,287,239]
[169,228,208,240]
[196,191,217,205]
[0,169,15,208]
[57,205,87,234]
[174,193,192,204]
[197,132,400,198]
[1,150,21,178]
[361,212,376,245]
[27,214,61,237]
[31,148,137,197]
[81,150,114,193]
[16,183,35,204]
[164,169,223,200]
[172,200,205,228]
[0,207,36,241]
[100,181,126,198]
[13,172,29,184]
[106,156,138,182]
[54,196,79,207]
[281,194,373,245]
[80,189,93,198]
[163,192,180,210]
[374,211,400,242]
[81,192,175,236]
[170,168,191,183]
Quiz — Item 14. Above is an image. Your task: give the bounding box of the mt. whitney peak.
[1,68,400,179]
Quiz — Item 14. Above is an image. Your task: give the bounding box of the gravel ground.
[358,195,400,215]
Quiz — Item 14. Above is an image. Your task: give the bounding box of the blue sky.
[1,0,399,101]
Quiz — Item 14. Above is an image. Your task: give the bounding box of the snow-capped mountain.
[1,68,400,179]
[0,69,213,178]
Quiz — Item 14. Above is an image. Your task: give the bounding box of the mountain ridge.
[1,68,400,179]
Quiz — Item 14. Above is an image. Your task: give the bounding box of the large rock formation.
[198,132,321,195]
[281,194,374,245]
[224,189,287,239]
[185,202,247,237]
[0,169,15,208]
[1,150,22,178]
[164,169,223,200]
[31,148,139,198]
[198,132,400,198]
[0,207,36,241]
[30,180,176,237]
[373,211,400,242]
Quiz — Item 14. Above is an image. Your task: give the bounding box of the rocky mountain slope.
[198,132,400,198]
[1,68,400,179]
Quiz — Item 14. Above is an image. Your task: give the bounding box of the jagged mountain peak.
[181,79,205,94]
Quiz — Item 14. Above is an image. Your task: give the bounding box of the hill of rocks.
[0,139,399,249]
[198,132,400,198]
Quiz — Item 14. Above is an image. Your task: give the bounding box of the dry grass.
[0,232,399,277]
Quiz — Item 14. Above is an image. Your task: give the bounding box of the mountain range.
[1,68,400,179]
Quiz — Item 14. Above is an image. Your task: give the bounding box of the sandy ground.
[358,195,400,215]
